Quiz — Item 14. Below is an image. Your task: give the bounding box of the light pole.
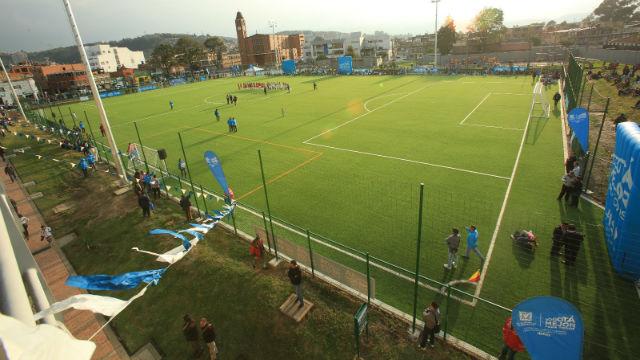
[269,20,279,65]
[0,57,28,123]
[61,0,128,183]
[432,0,441,68]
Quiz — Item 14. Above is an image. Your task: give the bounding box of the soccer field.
[52,75,638,358]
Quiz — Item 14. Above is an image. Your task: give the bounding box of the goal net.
[126,143,164,173]
[533,81,550,118]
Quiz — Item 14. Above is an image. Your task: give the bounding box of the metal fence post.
[198,184,209,214]
[262,211,272,252]
[444,284,452,340]
[586,83,594,112]
[366,252,371,308]
[67,107,77,128]
[177,132,200,214]
[133,122,150,173]
[411,182,425,333]
[231,211,238,235]
[258,150,278,260]
[584,97,610,191]
[307,229,315,277]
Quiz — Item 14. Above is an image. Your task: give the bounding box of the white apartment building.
[304,31,391,61]
[0,77,39,106]
[86,44,145,73]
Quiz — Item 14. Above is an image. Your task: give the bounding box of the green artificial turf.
[27,74,639,358]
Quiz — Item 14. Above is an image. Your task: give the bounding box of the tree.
[437,16,457,55]
[174,37,204,71]
[149,43,176,75]
[592,0,639,23]
[469,7,506,51]
[204,37,227,69]
[346,45,357,58]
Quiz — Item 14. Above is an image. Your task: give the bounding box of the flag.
[65,268,166,291]
[132,246,190,264]
[468,270,481,283]
[34,288,147,320]
[204,151,230,196]
[149,228,191,250]
[567,108,589,152]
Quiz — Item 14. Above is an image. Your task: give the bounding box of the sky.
[1,0,602,52]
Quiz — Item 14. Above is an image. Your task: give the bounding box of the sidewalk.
[1,159,128,360]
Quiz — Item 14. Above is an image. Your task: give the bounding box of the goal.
[533,81,550,118]
[126,143,165,173]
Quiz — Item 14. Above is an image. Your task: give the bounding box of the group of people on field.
[237,81,290,92]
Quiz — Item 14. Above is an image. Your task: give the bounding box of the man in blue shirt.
[462,225,485,263]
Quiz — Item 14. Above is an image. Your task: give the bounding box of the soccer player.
[169,100,174,110]
[553,92,561,109]
[214,109,220,121]
[313,81,317,90]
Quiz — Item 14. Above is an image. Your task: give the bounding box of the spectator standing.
[563,225,584,266]
[200,318,218,360]
[87,152,97,171]
[419,302,440,349]
[287,260,304,307]
[250,235,267,269]
[99,123,106,137]
[178,158,187,177]
[462,226,484,263]
[79,121,85,133]
[19,214,29,237]
[180,194,192,221]
[150,175,161,199]
[0,146,5,161]
[569,177,583,207]
[40,225,53,243]
[138,193,151,218]
[564,155,576,174]
[444,228,461,270]
[78,158,89,178]
[550,223,568,256]
[182,315,201,357]
[4,164,17,182]
[557,172,576,201]
[553,92,561,109]
[499,316,525,360]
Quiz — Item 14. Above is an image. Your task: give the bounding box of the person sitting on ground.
[511,230,538,252]
[613,113,628,127]
[40,225,53,243]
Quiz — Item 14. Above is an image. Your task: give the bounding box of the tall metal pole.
[411,182,425,333]
[61,0,127,183]
[269,20,279,65]
[432,0,441,67]
[584,97,610,191]
[177,132,200,213]
[258,150,278,260]
[133,122,150,173]
[0,57,28,122]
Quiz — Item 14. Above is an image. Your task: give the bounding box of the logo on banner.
[204,151,230,196]
[567,107,590,152]
[512,296,584,360]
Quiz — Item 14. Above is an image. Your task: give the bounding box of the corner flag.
[468,270,481,283]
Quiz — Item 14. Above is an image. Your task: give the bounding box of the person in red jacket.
[499,316,525,360]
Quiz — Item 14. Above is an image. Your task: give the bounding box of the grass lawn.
[25,74,640,358]
[4,132,471,360]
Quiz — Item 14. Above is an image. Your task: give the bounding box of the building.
[31,64,87,96]
[86,44,145,73]
[393,34,434,60]
[0,73,39,106]
[361,31,393,60]
[235,12,304,67]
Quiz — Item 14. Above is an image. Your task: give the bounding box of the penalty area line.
[303,141,510,180]
[472,95,535,305]
[459,93,491,125]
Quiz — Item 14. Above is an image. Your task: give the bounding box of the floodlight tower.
[0,57,28,123]
[432,0,441,68]
[269,20,279,65]
[61,0,127,183]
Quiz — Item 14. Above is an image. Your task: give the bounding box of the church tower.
[235,12,248,66]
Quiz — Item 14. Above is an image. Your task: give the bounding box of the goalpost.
[126,143,165,173]
[533,81,550,118]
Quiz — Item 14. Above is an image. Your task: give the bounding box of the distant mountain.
[17,33,236,65]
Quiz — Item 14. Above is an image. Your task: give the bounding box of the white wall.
[86,44,145,73]
[0,78,39,105]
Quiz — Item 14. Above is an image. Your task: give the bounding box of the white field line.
[113,103,208,127]
[472,94,535,305]
[363,93,406,112]
[302,85,429,143]
[491,92,529,96]
[304,142,510,180]
[459,93,491,125]
[463,123,524,131]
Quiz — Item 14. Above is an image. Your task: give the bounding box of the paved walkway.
[1,158,128,360]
